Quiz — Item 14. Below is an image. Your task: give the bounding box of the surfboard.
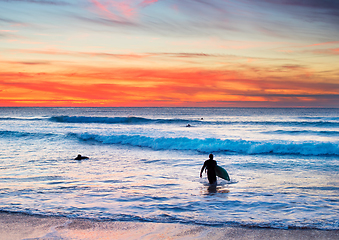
[215,165,230,181]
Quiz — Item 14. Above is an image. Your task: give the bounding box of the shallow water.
[0,107,338,229]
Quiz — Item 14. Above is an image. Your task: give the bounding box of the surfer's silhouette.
[74,154,89,160]
[200,153,217,184]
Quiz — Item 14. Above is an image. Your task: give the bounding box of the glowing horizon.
[0,0,338,107]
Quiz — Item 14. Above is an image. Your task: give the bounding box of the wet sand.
[0,212,338,240]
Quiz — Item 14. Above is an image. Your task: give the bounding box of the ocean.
[0,107,338,231]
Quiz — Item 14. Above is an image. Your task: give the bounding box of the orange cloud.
[1,63,338,107]
[305,41,339,47]
[276,41,339,55]
[317,48,339,55]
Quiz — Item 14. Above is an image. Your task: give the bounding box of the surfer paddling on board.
[74,154,89,160]
[200,153,217,184]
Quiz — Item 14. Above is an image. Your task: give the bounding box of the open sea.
[0,107,338,230]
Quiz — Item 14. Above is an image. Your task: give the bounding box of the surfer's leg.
[209,180,217,185]
[207,173,217,184]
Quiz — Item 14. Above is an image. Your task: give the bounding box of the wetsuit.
[75,155,89,160]
[201,159,217,184]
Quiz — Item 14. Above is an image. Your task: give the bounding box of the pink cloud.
[90,0,120,21]
[139,0,158,8]
[111,1,136,18]
[0,30,18,33]
[89,0,158,21]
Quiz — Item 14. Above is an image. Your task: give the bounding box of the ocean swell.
[49,116,339,127]
[50,116,195,124]
[0,130,54,139]
[264,130,339,136]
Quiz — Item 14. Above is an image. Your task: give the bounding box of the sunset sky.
[0,0,339,107]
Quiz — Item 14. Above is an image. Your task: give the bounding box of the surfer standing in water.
[200,154,217,184]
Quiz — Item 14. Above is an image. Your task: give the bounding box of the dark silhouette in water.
[74,154,89,160]
[200,153,217,184]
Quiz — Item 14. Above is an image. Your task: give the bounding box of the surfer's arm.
[200,163,206,178]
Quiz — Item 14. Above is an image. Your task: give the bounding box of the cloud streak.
[88,0,159,21]
[78,0,339,40]
[0,0,71,6]
[260,0,339,10]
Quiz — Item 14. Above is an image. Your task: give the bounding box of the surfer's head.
[209,153,213,160]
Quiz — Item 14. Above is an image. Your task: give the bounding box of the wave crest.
[49,116,339,127]
[50,116,193,124]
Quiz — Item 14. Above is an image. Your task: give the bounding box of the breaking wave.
[2,129,338,156]
[68,132,339,156]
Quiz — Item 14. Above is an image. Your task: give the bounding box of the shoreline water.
[1,212,339,240]
[1,108,338,236]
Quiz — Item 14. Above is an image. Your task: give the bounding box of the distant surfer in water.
[200,153,217,184]
[74,154,89,160]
